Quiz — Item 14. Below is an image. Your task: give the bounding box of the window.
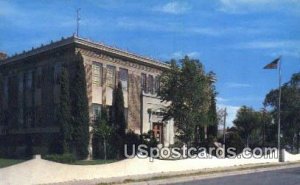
[3,76,8,100]
[93,104,102,120]
[92,62,102,86]
[24,71,33,89]
[34,108,42,127]
[18,74,23,94]
[296,81,300,89]
[36,67,42,88]
[24,109,34,128]
[119,68,128,91]
[141,73,147,92]
[18,107,24,127]
[148,75,154,94]
[124,108,128,125]
[54,63,62,85]
[53,105,59,123]
[155,76,160,93]
[106,65,116,88]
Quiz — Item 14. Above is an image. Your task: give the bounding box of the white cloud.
[117,18,220,36]
[187,51,200,58]
[154,1,191,14]
[270,50,300,58]
[117,18,162,31]
[237,40,300,49]
[170,51,200,59]
[0,1,74,30]
[216,97,230,102]
[191,26,265,37]
[0,1,22,17]
[218,104,240,127]
[218,0,300,14]
[189,27,221,36]
[170,51,183,59]
[226,82,252,88]
[236,40,300,59]
[116,17,266,38]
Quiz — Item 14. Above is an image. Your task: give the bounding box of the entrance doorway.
[153,122,163,143]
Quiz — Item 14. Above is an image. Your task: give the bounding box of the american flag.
[263,57,281,69]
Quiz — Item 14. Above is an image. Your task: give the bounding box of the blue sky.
[1,0,300,126]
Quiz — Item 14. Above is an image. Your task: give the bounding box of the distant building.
[0,36,174,156]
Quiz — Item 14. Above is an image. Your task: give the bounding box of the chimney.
[0,52,7,60]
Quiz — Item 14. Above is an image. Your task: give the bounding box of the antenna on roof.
[76,8,81,37]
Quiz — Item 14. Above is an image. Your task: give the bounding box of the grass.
[73,159,117,165]
[0,157,117,168]
[0,158,25,168]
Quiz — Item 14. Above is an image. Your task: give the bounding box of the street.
[167,167,300,185]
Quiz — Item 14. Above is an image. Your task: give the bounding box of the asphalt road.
[167,167,300,185]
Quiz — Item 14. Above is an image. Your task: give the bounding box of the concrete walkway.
[0,150,299,185]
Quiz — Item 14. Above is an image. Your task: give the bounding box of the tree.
[206,72,218,139]
[112,81,126,137]
[264,72,300,152]
[159,56,214,146]
[71,52,90,159]
[233,106,261,147]
[56,66,72,154]
[225,127,244,156]
[111,81,126,158]
[93,107,113,160]
[260,108,276,147]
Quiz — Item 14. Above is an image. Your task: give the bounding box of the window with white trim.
[92,62,102,86]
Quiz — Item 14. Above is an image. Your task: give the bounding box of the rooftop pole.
[76,8,81,37]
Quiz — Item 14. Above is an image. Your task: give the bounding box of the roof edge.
[1,35,169,69]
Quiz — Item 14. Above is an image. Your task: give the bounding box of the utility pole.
[223,108,227,146]
[262,107,266,147]
[76,8,81,37]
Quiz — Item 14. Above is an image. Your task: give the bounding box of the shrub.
[140,131,158,156]
[43,153,76,164]
[124,130,141,156]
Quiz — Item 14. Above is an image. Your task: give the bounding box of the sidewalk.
[1,151,299,185]
[53,161,300,185]
[116,162,300,185]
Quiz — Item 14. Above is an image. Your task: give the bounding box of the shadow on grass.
[73,159,118,165]
[0,158,26,168]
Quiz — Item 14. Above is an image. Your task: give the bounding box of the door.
[153,122,163,143]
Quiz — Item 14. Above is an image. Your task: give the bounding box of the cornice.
[0,36,169,70]
[0,36,75,65]
[73,36,169,70]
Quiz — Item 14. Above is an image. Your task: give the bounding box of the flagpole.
[278,56,282,162]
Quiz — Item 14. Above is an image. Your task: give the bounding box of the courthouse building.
[0,36,175,153]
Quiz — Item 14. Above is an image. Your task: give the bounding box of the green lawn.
[73,159,117,165]
[0,158,25,168]
[0,158,117,167]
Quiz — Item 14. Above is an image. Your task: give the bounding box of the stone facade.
[0,36,175,153]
